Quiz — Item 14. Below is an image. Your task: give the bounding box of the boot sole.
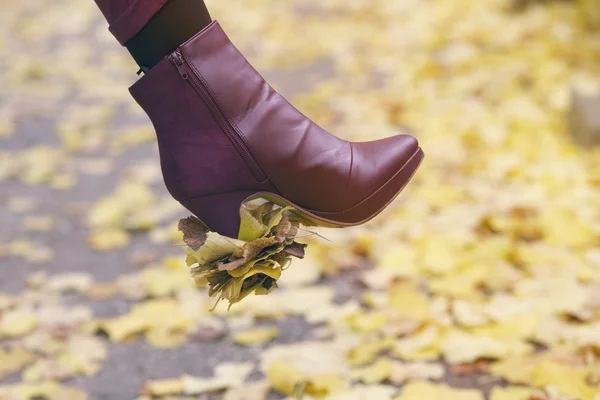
[247,146,424,228]
[181,147,423,236]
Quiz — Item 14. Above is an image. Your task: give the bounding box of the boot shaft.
[129,20,347,209]
[155,21,351,212]
[128,26,272,202]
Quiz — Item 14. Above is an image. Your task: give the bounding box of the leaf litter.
[2,0,600,399]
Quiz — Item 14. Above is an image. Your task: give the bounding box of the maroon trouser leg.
[95,0,171,45]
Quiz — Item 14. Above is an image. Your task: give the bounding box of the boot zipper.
[169,50,267,182]
[171,52,188,80]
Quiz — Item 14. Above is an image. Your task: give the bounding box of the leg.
[94,0,212,72]
[125,0,212,72]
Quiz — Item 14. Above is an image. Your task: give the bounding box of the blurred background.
[2,0,600,399]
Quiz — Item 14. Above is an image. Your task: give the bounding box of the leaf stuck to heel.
[178,201,311,310]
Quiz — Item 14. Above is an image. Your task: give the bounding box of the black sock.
[125,0,212,73]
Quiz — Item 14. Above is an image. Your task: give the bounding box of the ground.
[2,1,600,400]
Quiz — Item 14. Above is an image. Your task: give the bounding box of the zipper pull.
[170,51,188,80]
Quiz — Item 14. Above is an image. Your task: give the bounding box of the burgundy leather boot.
[129,21,424,238]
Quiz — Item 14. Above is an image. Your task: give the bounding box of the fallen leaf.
[394,381,484,400]
[178,216,209,251]
[233,326,280,346]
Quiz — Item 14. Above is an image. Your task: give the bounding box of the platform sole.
[181,147,424,237]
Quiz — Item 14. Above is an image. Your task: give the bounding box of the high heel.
[129,21,424,237]
[180,191,257,238]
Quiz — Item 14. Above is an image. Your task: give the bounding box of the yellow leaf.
[46,386,89,400]
[277,255,321,288]
[0,310,38,338]
[181,362,254,395]
[393,326,441,361]
[345,311,388,333]
[375,245,418,277]
[416,235,460,274]
[327,385,397,400]
[260,341,349,384]
[489,356,539,386]
[349,338,395,366]
[223,380,270,400]
[350,358,393,384]
[233,327,280,346]
[428,266,488,301]
[539,209,597,248]
[46,273,93,293]
[142,378,184,396]
[387,281,431,322]
[471,315,541,341]
[395,382,484,400]
[531,361,597,400]
[267,361,309,396]
[440,330,509,364]
[102,313,148,343]
[146,328,188,349]
[489,386,535,400]
[389,361,445,384]
[238,205,268,242]
[88,228,130,250]
[140,267,194,297]
[191,232,245,265]
[0,348,35,379]
[306,374,348,397]
[394,381,484,400]
[3,382,89,400]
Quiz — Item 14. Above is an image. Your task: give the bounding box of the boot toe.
[349,134,419,200]
[375,134,419,167]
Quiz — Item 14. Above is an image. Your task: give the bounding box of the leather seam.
[304,147,423,216]
[179,188,263,203]
[235,66,266,123]
[344,142,353,208]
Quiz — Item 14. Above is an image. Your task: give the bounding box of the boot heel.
[180,190,257,238]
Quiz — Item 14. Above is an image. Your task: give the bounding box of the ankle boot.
[129,21,424,238]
